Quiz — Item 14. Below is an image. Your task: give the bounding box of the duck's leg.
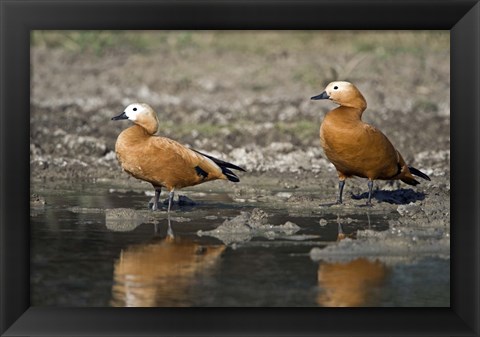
[337,180,345,204]
[366,180,374,206]
[167,188,175,213]
[150,187,162,211]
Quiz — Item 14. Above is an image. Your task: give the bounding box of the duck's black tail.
[408,166,431,181]
[192,149,246,182]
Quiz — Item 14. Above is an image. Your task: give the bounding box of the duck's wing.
[191,148,246,182]
[150,137,240,181]
[190,148,246,182]
[364,126,430,184]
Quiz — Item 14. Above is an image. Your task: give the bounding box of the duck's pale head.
[311,81,367,110]
[112,103,159,135]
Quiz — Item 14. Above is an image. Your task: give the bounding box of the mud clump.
[198,208,300,245]
[310,225,449,264]
[30,194,46,208]
[105,208,150,232]
[397,203,422,217]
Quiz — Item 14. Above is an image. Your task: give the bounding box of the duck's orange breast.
[320,108,400,180]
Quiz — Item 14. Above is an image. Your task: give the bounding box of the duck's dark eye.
[133,107,137,111]
[334,86,338,90]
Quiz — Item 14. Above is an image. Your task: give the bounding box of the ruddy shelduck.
[112,103,245,211]
[311,81,430,205]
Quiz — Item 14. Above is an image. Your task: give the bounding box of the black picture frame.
[1,0,479,336]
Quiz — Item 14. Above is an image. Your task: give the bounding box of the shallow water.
[30,181,449,307]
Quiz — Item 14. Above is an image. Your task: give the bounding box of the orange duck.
[311,81,430,205]
[112,103,245,211]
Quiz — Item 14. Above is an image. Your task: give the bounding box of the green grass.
[275,120,318,142]
[31,30,155,55]
[161,118,318,143]
[351,31,449,58]
[32,30,449,58]
[162,121,227,138]
[293,65,324,87]
[413,99,439,113]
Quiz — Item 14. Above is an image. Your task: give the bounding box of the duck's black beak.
[311,91,330,100]
[111,111,128,120]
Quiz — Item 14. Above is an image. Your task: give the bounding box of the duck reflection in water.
[108,215,225,307]
[316,214,389,307]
